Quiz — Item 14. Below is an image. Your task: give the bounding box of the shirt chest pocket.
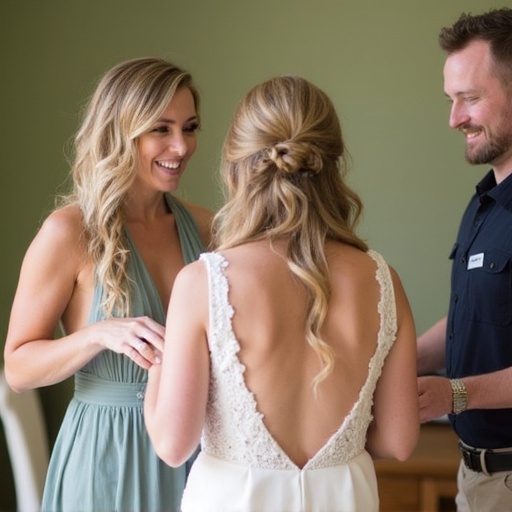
[464,249,512,326]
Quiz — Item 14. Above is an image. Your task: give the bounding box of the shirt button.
[490,262,495,269]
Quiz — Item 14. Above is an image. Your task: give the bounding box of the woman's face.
[135,87,199,193]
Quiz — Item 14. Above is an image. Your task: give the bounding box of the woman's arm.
[145,260,210,467]
[366,266,420,461]
[4,207,164,392]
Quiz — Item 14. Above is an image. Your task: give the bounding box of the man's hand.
[418,375,452,423]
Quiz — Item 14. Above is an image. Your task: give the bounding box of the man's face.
[443,39,512,180]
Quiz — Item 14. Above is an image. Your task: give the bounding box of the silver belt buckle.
[479,448,491,476]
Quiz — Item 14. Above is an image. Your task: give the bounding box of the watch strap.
[450,378,468,414]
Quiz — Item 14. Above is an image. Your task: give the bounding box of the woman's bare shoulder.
[43,204,81,231]
[181,200,214,224]
[327,243,377,270]
[181,200,215,248]
[17,205,88,294]
[38,205,86,249]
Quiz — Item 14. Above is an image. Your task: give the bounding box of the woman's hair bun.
[268,141,323,177]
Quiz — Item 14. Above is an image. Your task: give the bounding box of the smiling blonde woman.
[4,57,213,512]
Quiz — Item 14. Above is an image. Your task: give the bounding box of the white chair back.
[0,369,49,512]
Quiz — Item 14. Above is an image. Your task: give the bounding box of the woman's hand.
[91,316,165,369]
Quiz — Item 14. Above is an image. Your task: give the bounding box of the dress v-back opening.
[201,250,395,471]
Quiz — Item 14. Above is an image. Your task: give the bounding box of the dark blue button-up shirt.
[447,170,512,449]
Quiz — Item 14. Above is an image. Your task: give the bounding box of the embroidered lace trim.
[200,249,397,470]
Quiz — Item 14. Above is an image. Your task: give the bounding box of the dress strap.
[165,194,205,264]
[367,249,397,349]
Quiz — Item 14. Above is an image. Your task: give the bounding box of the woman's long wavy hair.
[214,76,368,391]
[60,57,200,317]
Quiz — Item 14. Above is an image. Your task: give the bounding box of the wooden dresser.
[375,422,460,512]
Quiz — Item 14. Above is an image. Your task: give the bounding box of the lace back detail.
[199,250,397,471]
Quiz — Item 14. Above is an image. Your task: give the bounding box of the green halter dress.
[42,195,205,512]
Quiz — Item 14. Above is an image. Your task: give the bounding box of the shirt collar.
[476,170,512,211]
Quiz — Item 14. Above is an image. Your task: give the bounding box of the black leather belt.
[460,442,512,474]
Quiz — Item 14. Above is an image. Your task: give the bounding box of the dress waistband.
[74,371,146,406]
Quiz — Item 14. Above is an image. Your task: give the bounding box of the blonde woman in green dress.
[4,57,213,512]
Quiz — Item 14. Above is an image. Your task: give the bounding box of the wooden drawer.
[378,475,420,511]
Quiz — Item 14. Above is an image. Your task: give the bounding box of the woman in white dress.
[145,75,419,512]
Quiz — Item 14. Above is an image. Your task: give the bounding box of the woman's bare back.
[219,240,385,468]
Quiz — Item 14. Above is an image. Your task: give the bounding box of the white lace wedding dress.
[181,250,397,512]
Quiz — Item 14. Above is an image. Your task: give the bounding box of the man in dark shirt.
[417,7,512,511]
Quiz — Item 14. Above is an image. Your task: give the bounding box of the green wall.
[0,0,507,508]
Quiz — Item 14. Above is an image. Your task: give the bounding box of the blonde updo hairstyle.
[215,76,368,390]
[62,57,200,317]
